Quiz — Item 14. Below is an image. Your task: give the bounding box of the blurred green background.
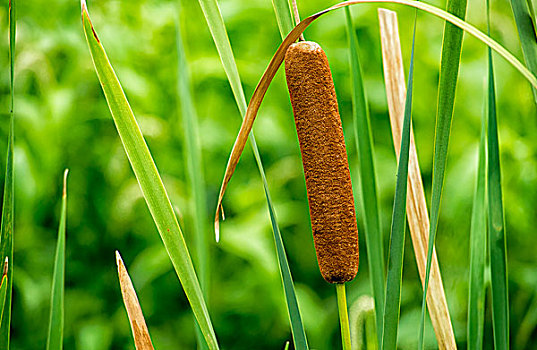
[0,0,536,348]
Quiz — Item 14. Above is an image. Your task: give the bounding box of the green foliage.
[0,0,16,347]
[509,0,537,101]
[271,0,295,39]
[176,6,210,349]
[487,33,510,350]
[418,0,467,346]
[81,2,218,348]
[46,170,68,350]
[1,0,537,348]
[198,0,308,348]
[345,8,385,346]
[381,14,416,350]
[466,95,487,350]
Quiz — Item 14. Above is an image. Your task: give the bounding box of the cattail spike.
[285,41,359,283]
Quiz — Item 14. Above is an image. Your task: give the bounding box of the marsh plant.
[0,0,536,348]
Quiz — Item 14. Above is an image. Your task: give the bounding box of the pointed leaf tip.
[63,169,69,197]
[115,250,123,268]
[214,220,220,243]
[214,205,225,243]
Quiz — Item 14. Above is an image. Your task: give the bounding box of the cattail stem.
[291,0,305,41]
[336,283,352,350]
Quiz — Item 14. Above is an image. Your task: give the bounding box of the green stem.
[337,284,352,350]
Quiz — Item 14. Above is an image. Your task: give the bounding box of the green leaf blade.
[46,170,69,350]
[467,95,487,350]
[345,8,385,347]
[487,47,510,350]
[198,0,308,348]
[418,0,467,346]
[0,0,16,347]
[381,13,417,350]
[80,2,218,348]
[271,0,295,39]
[510,0,537,102]
[176,7,210,350]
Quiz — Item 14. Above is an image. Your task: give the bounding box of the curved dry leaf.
[214,0,536,237]
[116,251,154,350]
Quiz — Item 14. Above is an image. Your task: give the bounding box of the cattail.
[284,41,359,284]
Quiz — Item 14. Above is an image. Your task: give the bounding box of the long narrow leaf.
[177,2,209,297]
[345,8,385,346]
[116,251,154,350]
[418,0,467,346]
[467,91,487,350]
[379,9,456,349]
[176,6,210,349]
[510,0,537,101]
[380,11,416,350]
[271,0,295,39]
[80,2,218,348]
[486,15,510,350]
[0,0,16,347]
[46,170,69,350]
[197,0,308,348]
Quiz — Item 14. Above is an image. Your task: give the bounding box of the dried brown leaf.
[116,251,155,350]
[378,8,456,350]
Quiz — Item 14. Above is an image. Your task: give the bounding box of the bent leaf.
[214,0,537,227]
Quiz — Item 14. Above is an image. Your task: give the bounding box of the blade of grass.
[380,11,416,350]
[345,8,385,346]
[215,0,537,226]
[0,261,8,327]
[467,88,487,350]
[509,0,537,101]
[0,0,16,347]
[196,1,308,348]
[271,0,295,39]
[80,2,218,348]
[176,6,210,349]
[418,0,467,346]
[379,9,456,349]
[116,251,155,350]
[486,3,509,347]
[46,170,69,350]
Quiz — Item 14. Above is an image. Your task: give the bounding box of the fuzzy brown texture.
[284,41,359,284]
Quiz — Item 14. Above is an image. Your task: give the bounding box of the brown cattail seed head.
[284,41,359,283]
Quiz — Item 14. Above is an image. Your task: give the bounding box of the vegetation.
[0,0,536,348]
